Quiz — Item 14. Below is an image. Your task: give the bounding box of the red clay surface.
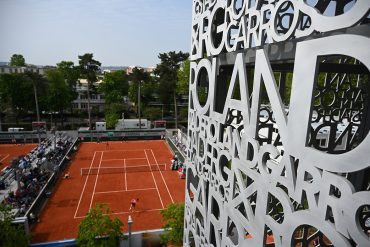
[0,144,38,170]
[31,140,186,243]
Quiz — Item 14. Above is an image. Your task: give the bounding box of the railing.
[165,129,186,163]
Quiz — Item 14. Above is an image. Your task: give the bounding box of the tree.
[143,107,162,121]
[56,61,80,112]
[78,53,101,130]
[99,71,129,104]
[56,61,80,89]
[177,59,190,96]
[46,69,74,126]
[24,71,48,123]
[160,203,185,246]
[128,67,151,128]
[155,51,189,129]
[77,203,123,247]
[177,59,191,122]
[105,111,120,129]
[99,71,129,128]
[0,73,35,123]
[0,204,30,247]
[128,72,155,109]
[10,54,26,66]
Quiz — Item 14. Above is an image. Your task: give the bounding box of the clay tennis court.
[0,144,38,170]
[31,140,185,243]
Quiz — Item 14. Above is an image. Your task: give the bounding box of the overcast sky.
[0,0,192,67]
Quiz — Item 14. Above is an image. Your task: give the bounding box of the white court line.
[95,188,156,194]
[0,154,10,163]
[124,158,127,191]
[89,151,103,210]
[101,158,124,162]
[102,149,150,153]
[144,150,164,209]
[125,158,148,162]
[74,208,162,219]
[101,158,146,162]
[149,149,174,203]
[74,151,98,218]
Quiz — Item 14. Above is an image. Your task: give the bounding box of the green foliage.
[143,107,162,121]
[10,54,26,66]
[78,53,101,99]
[105,111,120,129]
[0,73,35,113]
[99,71,129,104]
[78,53,101,83]
[177,59,190,96]
[77,203,123,247]
[46,69,73,112]
[56,61,80,96]
[0,204,30,247]
[197,87,208,106]
[78,53,101,127]
[155,51,189,105]
[160,203,185,246]
[128,67,150,104]
[99,71,129,128]
[179,107,188,121]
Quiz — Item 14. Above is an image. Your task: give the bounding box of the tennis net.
[81,164,167,175]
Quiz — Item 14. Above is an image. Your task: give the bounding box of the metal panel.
[185,1,370,246]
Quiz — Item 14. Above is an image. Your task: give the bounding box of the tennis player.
[129,198,139,212]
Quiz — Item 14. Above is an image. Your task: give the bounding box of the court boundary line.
[102,158,146,162]
[95,188,156,194]
[101,158,125,162]
[74,151,98,218]
[80,164,167,171]
[102,149,151,153]
[0,154,10,163]
[74,208,163,219]
[144,150,164,209]
[148,149,174,203]
[89,151,103,210]
[124,158,127,191]
[75,147,169,218]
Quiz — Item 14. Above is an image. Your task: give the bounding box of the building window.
[81,103,88,109]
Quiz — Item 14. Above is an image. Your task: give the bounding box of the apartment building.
[71,79,105,112]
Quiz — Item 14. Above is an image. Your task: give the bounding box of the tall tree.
[98,70,129,128]
[128,67,150,127]
[128,69,154,107]
[46,69,74,126]
[56,61,80,89]
[56,61,80,113]
[78,53,101,130]
[0,74,35,123]
[177,59,190,96]
[10,54,26,66]
[177,59,191,120]
[155,51,189,129]
[24,71,48,123]
[77,203,123,247]
[99,70,129,104]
